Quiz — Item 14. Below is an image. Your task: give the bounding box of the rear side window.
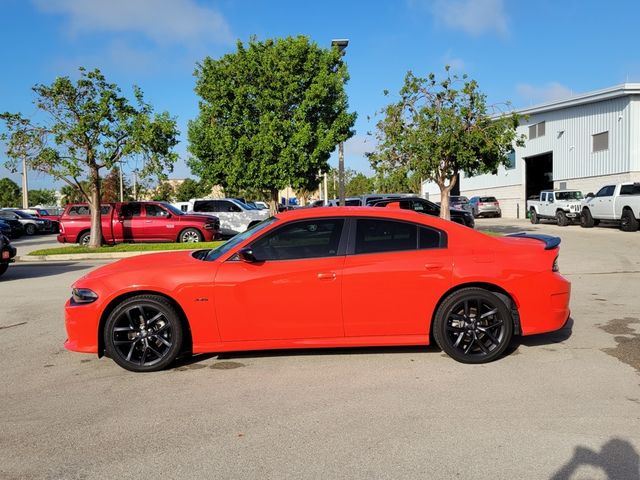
[355,219,444,254]
[67,205,111,216]
[121,204,141,217]
[479,197,497,202]
[345,199,362,206]
[620,184,640,195]
[193,200,217,212]
[251,218,344,261]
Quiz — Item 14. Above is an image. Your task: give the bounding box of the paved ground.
[1,219,640,479]
[9,233,59,256]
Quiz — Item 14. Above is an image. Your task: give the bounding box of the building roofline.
[516,83,640,116]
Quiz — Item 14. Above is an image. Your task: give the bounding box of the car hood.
[178,213,218,223]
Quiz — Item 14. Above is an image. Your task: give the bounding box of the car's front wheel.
[433,288,514,364]
[25,224,36,235]
[580,208,595,228]
[556,210,569,227]
[179,228,203,243]
[104,295,183,372]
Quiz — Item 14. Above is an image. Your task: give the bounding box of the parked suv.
[469,197,502,218]
[0,209,54,235]
[526,190,583,226]
[449,196,472,213]
[57,201,220,245]
[188,198,270,236]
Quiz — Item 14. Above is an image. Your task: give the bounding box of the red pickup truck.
[57,202,220,245]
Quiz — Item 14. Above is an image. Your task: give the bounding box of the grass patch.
[29,241,225,256]
[480,230,503,236]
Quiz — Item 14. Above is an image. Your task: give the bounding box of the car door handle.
[424,263,444,271]
[145,220,152,223]
[317,272,337,280]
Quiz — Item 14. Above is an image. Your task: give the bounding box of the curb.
[17,250,177,262]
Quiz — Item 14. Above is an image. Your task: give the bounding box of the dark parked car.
[368,197,475,228]
[0,209,54,235]
[0,218,24,238]
[0,234,17,277]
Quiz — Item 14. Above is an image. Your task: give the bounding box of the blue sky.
[2,0,640,189]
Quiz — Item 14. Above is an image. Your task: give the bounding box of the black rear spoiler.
[506,232,561,250]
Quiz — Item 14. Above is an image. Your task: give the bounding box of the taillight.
[552,256,559,272]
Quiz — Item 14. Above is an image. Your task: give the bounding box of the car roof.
[274,205,460,230]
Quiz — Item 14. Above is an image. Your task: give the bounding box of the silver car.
[469,196,502,218]
[188,198,269,237]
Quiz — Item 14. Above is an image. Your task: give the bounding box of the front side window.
[251,218,344,261]
[145,204,169,217]
[596,185,615,197]
[222,201,242,213]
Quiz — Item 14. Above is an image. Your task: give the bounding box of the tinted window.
[68,205,111,216]
[419,227,442,249]
[145,204,169,217]
[251,218,344,261]
[121,203,141,217]
[596,186,615,197]
[355,219,417,254]
[479,197,497,202]
[193,200,216,212]
[620,184,640,195]
[221,201,242,213]
[345,199,362,206]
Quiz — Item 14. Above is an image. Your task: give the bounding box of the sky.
[2,0,640,190]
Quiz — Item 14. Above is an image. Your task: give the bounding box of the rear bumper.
[516,272,571,335]
[56,234,68,243]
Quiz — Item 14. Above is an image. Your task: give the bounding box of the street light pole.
[331,38,349,207]
[21,157,29,208]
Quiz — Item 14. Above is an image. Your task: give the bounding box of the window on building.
[506,150,516,170]
[528,121,546,140]
[592,131,609,152]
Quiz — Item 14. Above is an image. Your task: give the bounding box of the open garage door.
[525,152,553,201]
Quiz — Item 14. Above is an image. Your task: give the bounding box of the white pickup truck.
[187,198,270,236]
[526,190,584,226]
[580,183,640,231]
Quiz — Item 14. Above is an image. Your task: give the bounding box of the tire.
[620,209,639,232]
[556,210,569,227]
[25,224,36,236]
[104,294,183,372]
[78,231,91,246]
[179,228,203,243]
[432,288,514,364]
[0,263,8,277]
[530,209,539,224]
[580,208,595,228]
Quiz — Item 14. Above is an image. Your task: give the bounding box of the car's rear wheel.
[25,224,36,235]
[580,208,594,228]
[620,209,639,232]
[556,210,569,227]
[179,228,203,243]
[433,288,513,364]
[530,209,539,224]
[104,295,183,372]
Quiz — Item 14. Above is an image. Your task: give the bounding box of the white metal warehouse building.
[421,83,640,218]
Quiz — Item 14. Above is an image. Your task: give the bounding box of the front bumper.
[64,298,100,354]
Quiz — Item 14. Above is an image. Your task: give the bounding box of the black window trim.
[241,216,350,262]
[346,216,448,256]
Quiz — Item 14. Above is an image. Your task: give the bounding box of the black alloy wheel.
[25,224,36,235]
[530,209,539,224]
[620,209,639,232]
[556,210,569,227]
[104,295,183,372]
[433,288,513,364]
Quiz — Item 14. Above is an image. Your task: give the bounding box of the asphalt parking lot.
[1,221,640,479]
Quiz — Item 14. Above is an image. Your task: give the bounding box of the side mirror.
[238,248,258,263]
[165,212,172,219]
[586,192,594,198]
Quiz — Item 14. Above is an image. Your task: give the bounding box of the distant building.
[421,83,640,218]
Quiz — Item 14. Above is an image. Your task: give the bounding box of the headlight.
[71,288,98,304]
[36,220,45,224]
[203,223,217,230]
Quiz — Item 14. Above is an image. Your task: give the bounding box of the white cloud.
[442,50,466,71]
[516,82,573,104]
[426,0,508,36]
[33,0,233,46]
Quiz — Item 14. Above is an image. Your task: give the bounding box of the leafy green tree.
[0,67,179,247]
[368,66,524,218]
[0,177,21,207]
[188,35,356,211]
[102,166,132,203]
[61,182,89,204]
[346,173,375,197]
[174,178,210,202]
[151,181,175,202]
[28,189,57,206]
[373,166,421,194]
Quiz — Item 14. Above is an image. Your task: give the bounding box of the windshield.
[204,217,277,261]
[161,203,185,216]
[14,211,36,219]
[555,191,583,200]
[236,200,258,210]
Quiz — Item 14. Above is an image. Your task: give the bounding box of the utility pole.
[331,38,349,207]
[21,157,28,208]
[323,172,328,205]
[132,169,138,200]
[119,165,124,202]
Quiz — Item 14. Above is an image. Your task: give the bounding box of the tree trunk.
[268,188,279,215]
[88,168,103,248]
[438,174,457,221]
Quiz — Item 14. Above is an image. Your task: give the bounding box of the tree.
[151,181,175,202]
[346,173,375,197]
[28,189,57,206]
[188,35,357,212]
[373,166,421,194]
[61,181,89,204]
[175,178,209,202]
[0,67,179,247]
[368,66,524,219]
[0,178,21,207]
[101,166,133,203]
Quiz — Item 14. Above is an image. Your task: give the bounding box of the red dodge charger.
[65,207,571,372]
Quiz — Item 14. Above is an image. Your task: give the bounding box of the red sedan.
[65,207,571,372]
